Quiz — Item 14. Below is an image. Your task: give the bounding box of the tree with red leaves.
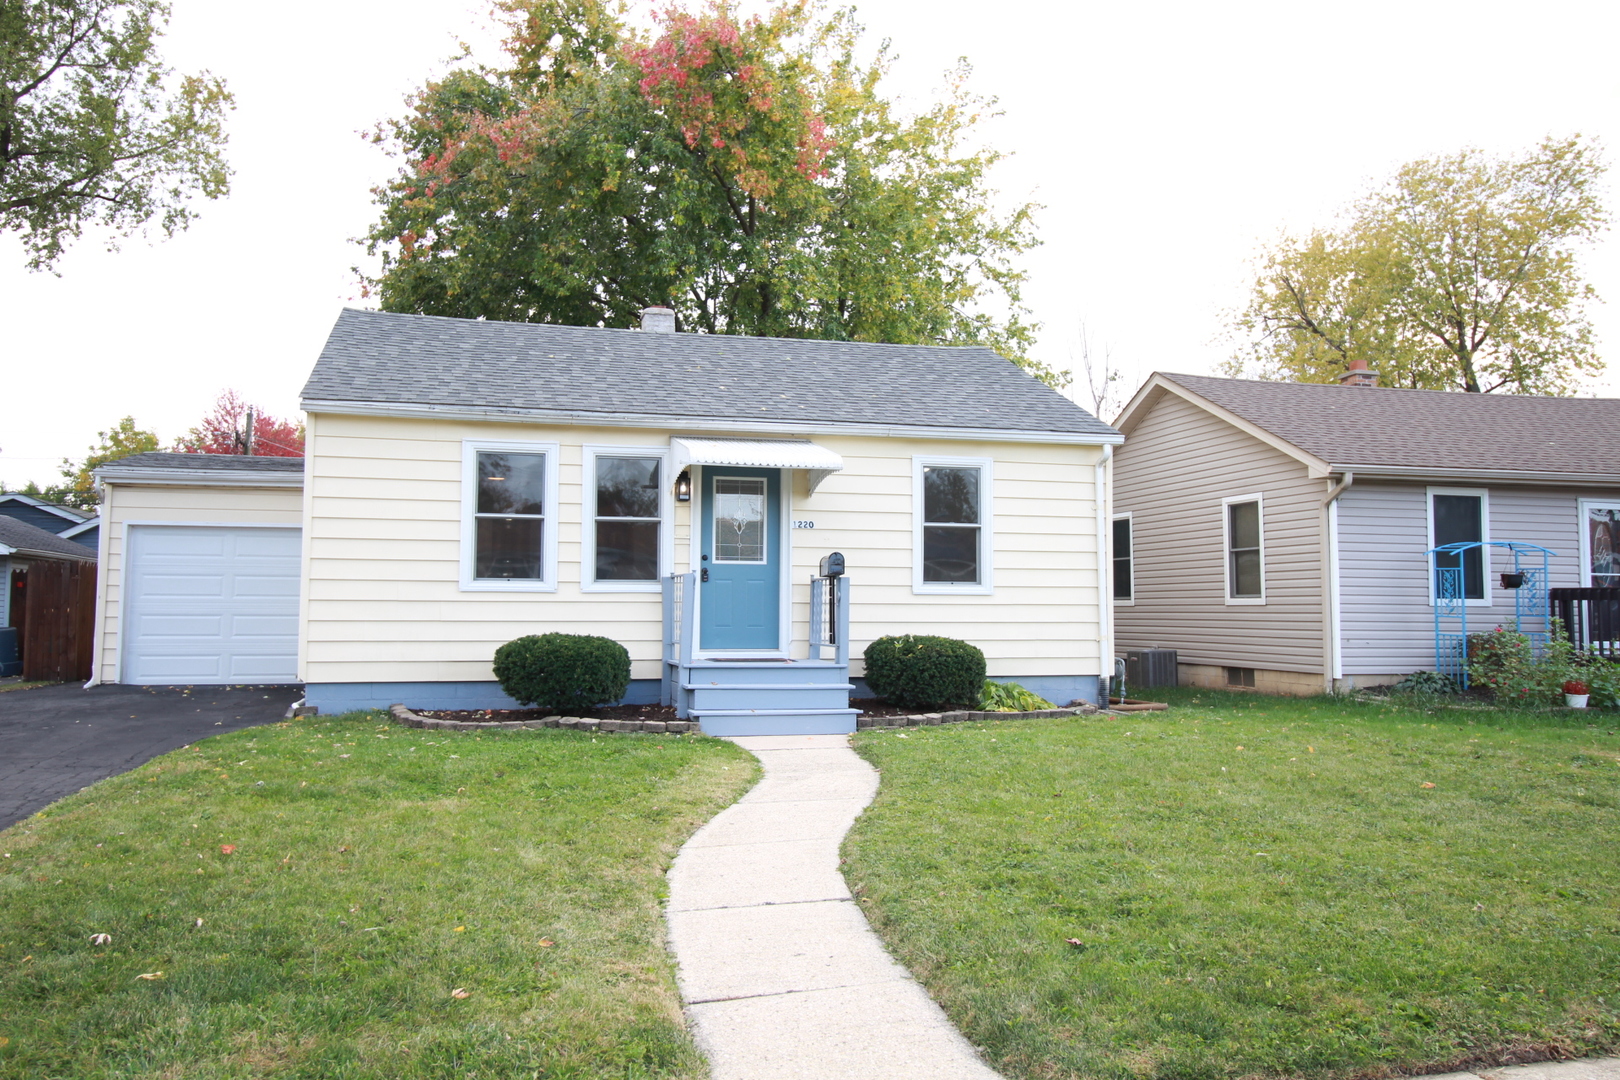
[363,0,1060,385]
[173,390,303,457]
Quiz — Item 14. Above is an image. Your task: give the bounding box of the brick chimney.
[1339,356,1378,387]
[640,306,676,333]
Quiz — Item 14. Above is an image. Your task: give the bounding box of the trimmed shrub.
[863,634,986,710]
[979,680,1055,712]
[493,633,631,710]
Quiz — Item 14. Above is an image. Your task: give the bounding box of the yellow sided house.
[90,308,1122,734]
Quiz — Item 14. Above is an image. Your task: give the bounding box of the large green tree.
[1,0,233,270]
[363,0,1057,383]
[1227,136,1607,393]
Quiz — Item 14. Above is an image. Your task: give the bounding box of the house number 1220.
[792,520,815,529]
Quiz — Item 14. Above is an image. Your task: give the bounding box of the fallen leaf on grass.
[453,926,466,933]
[1421,782,1437,789]
[1064,938,1085,948]
[136,972,165,980]
[538,939,554,948]
[450,988,470,999]
[90,933,111,946]
[220,845,237,855]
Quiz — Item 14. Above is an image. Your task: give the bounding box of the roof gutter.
[1328,463,1616,487]
[0,542,95,562]
[95,467,304,488]
[300,398,1125,447]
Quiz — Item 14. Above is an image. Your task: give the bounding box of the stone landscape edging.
[388,702,1104,735]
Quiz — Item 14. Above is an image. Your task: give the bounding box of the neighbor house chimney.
[1339,356,1378,387]
[640,306,676,333]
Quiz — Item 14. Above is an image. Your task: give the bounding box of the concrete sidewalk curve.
[665,733,1004,1080]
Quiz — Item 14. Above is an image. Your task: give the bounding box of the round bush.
[492,633,631,710]
[863,634,986,710]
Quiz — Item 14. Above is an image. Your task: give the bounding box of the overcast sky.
[3,0,1617,491]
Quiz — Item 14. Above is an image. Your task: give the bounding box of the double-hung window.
[1112,514,1134,603]
[1428,487,1488,602]
[461,440,559,590]
[585,449,667,590]
[913,456,993,593]
[1223,494,1264,603]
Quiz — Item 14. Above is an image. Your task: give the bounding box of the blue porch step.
[677,659,855,735]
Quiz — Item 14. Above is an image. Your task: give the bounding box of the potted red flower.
[1563,678,1590,708]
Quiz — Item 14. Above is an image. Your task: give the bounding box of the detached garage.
[91,454,305,686]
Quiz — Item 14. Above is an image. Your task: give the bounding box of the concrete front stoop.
[664,733,1004,1080]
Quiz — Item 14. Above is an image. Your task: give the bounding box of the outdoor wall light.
[674,468,692,502]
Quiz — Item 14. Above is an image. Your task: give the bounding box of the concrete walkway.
[665,733,1003,1079]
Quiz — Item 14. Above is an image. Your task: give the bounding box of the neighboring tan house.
[0,493,99,550]
[91,307,1122,734]
[1111,369,1620,694]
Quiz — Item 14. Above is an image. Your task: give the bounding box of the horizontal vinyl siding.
[301,414,1107,687]
[1338,482,1618,676]
[1113,393,1327,675]
[97,483,304,683]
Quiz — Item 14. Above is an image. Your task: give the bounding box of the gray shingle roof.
[1157,373,1620,478]
[0,516,97,560]
[301,308,1116,439]
[98,453,305,474]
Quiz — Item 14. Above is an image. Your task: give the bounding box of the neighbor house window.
[585,449,668,590]
[1112,514,1134,603]
[913,456,993,593]
[461,440,559,591]
[1579,500,1620,587]
[1223,495,1264,603]
[1428,488,1488,603]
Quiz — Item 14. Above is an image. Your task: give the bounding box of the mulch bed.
[417,703,679,724]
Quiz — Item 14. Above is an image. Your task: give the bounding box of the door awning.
[670,437,844,494]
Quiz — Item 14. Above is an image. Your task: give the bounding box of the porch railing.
[1550,588,1620,659]
[807,574,850,665]
[661,572,696,706]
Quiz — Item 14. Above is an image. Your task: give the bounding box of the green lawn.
[846,688,1620,1080]
[0,711,759,1079]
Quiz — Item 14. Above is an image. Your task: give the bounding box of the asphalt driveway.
[0,682,303,830]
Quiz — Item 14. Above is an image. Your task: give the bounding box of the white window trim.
[1222,493,1265,606]
[912,455,994,595]
[582,445,672,593]
[1426,486,1491,607]
[460,438,560,592]
[1578,498,1620,588]
[1112,512,1135,606]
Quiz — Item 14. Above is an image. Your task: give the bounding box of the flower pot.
[1500,572,1525,589]
[1566,693,1590,708]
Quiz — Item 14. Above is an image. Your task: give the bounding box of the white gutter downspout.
[83,475,112,688]
[1321,471,1354,694]
[1095,444,1114,706]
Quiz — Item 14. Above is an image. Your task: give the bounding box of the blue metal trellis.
[1425,541,1555,688]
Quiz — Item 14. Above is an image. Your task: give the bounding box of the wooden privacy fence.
[22,560,97,682]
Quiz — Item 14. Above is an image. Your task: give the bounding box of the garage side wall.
[95,483,304,683]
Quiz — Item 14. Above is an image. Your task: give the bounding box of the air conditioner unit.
[1125,649,1177,689]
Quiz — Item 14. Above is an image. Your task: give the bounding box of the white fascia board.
[1114,374,1329,475]
[1331,463,1620,487]
[58,517,100,538]
[95,468,304,488]
[301,398,1124,447]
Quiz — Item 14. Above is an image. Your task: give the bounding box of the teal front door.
[699,467,781,651]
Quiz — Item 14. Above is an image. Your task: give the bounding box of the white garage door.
[123,525,301,684]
